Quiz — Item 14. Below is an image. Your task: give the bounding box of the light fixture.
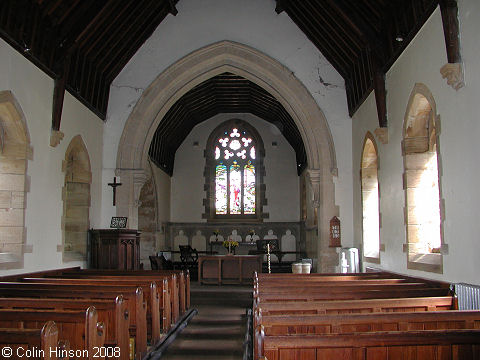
[395,34,404,42]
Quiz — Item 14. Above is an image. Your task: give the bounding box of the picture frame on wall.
[110,217,127,229]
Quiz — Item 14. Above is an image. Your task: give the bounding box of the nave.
[1,267,480,359]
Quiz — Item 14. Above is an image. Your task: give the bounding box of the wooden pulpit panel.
[88,229,141,270]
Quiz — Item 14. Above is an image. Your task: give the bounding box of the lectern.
[88,229,141,270]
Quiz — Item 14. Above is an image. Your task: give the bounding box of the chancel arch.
[0,91,32,269]
[403,83,445,274]
[62,135,92,262]
[116,41,339,271]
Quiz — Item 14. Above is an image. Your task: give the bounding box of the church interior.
[0,0,480,358]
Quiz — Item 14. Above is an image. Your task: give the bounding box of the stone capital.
[50,130,64,147]
[374,127,388,144]
[440,63,464,90]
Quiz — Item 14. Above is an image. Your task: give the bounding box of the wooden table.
[198,255,262,285]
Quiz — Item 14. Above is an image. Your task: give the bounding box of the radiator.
[455,283,480,310]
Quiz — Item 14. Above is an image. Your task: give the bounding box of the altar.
[198,255,262,285]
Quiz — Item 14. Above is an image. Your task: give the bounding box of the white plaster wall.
[352,1,480,285]
[0,39,104,276]
[171,113,300,223]
[104,0,353,241]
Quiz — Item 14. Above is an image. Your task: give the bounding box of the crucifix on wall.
[108,176,122,206]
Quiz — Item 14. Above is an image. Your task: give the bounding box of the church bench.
[256,310,480,336]
[255,329,480,360]
[254,272,451,289]
[40,273,181,328]
[0,296,129,360]
[0,284,147,360]
[254,282,442,297]
[51,269,188,319]
[21,277,168,339]
[254,287,451,304]
[254,296,455,329]
[0,307,106,360]
[254,272,450,287]
[0,321,60,360]
[254,271,397,280]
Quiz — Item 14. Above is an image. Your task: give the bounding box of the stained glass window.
[213,125,257,216]
[244,162,255,214]
[215,165,227,214]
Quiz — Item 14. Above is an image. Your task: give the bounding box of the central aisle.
[161,283,252,359]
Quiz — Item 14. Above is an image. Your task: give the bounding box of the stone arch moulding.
[116,41,339,271]
[402,82,447,273]
[60,135,92,262]
[0,90,33,270]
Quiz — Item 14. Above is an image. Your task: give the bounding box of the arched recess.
[403,83,444,273]
[361,132,380,263]
[0,91,32,269]
[116,41,339,272]
[62,135,92,262]
[138,161,158,268]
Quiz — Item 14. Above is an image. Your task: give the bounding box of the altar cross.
[108,176,122,206]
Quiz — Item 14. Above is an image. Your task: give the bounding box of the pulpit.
[88,229,141,270]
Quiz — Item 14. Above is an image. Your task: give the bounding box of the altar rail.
[164,222,305,259]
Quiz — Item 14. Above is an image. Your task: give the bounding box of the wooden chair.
[179,245,198,281]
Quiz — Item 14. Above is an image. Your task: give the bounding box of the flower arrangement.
[223,240,239,254]
[213,229,220,236]
[223,240,239,249]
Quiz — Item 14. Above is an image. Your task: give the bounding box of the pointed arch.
[0,91,32,269]
[116,41,339,271]
[403,83,444,273]
[361,132,380,263]
[62,135,92,262]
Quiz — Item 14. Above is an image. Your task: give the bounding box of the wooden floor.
[161,282,252,359]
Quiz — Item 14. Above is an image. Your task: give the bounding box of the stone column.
[115,168,147,230]
[307,168,338,273]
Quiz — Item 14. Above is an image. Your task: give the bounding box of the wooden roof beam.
[275,0,287,14]
[439,0,461,63]
[168,0,178,16]
[325,0,385,63]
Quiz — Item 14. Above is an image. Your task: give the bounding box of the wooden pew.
[55,269,190,313]
[0,283,147,359]
[0,307,106,360]
[46,270,186,323]
[254,296,455,330]
[21,277,167,340]
[0,321,59,360]
[0,296,129,360]
[254,287,451,303]
[257,310,480,336]
[256,329,480,360]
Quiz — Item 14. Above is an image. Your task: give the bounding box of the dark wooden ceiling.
[0,0,179,119]
[0,0,446,174]
[149,72,308,176]
[276,0,439,120]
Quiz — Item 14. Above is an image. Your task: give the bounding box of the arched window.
[0,91,31,269]
[361,133,380,262]
[204,119,266,221]
[62,135,91,262]
[403,85,443,273]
